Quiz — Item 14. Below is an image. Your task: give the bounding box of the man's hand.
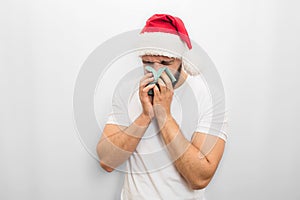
[153,71,174,124]
[139,73,156,120]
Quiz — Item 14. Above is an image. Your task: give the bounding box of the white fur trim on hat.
[136,32,188,58]
[135,32,200,75]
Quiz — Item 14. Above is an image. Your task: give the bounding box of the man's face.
[141,55,182,76]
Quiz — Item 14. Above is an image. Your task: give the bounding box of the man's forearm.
[157,115,214,189]
[97,114,151,171]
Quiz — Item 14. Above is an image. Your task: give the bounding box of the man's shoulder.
[185,74,211,97]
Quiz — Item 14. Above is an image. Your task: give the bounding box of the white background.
[1,0,300,199]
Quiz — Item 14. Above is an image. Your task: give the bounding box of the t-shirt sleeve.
[106,86,131,127]
[194,78,229,142]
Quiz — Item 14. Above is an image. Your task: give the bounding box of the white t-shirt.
[106,69,228,200]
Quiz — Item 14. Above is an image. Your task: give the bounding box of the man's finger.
[140,77,154,88]
[157,78,166,93]
[142,83,156,93]
[160,71,173,91]
[140,73,153,83]
[153,84,160,96]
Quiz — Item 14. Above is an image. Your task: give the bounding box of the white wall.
[1,0,300,199]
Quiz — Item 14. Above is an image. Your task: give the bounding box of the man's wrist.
[165,113,173,121]
[138,113,152,127]
[155,112,173,129]
[123,114,151,139]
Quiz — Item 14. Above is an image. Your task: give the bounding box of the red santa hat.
[137,14,199,75]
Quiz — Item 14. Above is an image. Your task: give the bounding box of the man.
[97,14,228,200]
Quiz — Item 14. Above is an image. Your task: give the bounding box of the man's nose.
[152,63,164,71]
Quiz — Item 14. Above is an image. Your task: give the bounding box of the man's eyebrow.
[160,60,175,65]
[141,59,175,64]
[142,60,154,63]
